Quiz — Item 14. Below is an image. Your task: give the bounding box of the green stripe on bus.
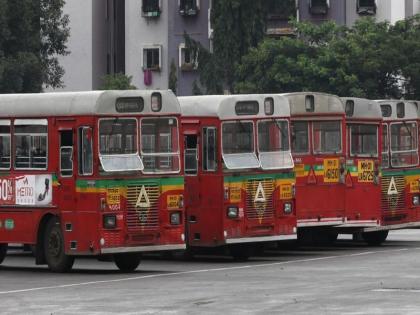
[76,176,184,188]
[224,172,295,183]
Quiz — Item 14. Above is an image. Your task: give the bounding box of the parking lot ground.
[1,229,420,314]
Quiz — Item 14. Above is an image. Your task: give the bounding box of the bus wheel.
[44,218,74,272]
[230,244,252,262]
[114,253,141,272]
[0,243,7,264]
[362,230,389,246]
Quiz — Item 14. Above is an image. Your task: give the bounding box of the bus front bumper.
[100,243,186,254]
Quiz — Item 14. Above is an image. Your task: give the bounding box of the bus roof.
[375,100,417,121]
[280,92,344,116]
[0,90,180,117]
[178,94,290,119]
[340,97,382,120]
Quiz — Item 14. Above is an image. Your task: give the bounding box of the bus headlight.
[413,195,420,206]
[227,206,238,218]
[170,212,181,225]
[103,214,116,229]
[283,203,293,214]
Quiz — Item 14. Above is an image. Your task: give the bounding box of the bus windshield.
[313,121,342,154]
[349,124,378,157]
[140,117,180,174]
[390,122,419,167]
[99,118,143,172]
[258,120,293,169]
[222,121,260,169]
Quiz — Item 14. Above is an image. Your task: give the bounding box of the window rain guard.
[99,118,143,172]
[222,121,260,170]
[258,120,293,170]
[140,117,180,174]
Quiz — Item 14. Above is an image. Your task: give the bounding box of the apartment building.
[53,0,420,94]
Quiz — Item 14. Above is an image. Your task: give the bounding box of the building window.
[179,0,199,16]
[309,0,329,15]
[179,43,198,71]
[357,0,376,15]
[142,0,161,17]
[267,0,297,20]
[143,46,161,71]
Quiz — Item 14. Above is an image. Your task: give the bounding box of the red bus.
[338,98,382,243]
[283,93,346,243]
[178,94,296,259]
[0,90,185,272]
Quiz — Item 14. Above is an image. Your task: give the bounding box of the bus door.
[182,127,200,244]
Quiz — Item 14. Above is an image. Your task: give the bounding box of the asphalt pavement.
[1,230,420,314]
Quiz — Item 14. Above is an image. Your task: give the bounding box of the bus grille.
[381,175,405,211]
[126,184,160,231]
[245,179,275,221]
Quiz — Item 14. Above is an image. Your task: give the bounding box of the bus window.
[291,121,309,154]
[99,118,143,172]
[60,130,73,177]
[0,121,11,169]
[184,134,198,175]
[312,121,341,154]
[382,124,389,168]
[222,121,259,169]
[140,117,180,174]
[14,120,47,169]
[258,120,293,169]
[78,127,93,175]
[349,124,378,157]
[390,122,419,168]
[203,127,217,172]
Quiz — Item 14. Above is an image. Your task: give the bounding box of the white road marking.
[373,289,420,293]
[0,247,419,295]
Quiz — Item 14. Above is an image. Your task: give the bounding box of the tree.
[100,73,137,90]
[235,17,404,99]
[186,0,266,94]
[0,0,69,93]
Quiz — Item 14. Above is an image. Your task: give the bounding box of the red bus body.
[283,93,346,239]
[0,90,185,271]
[178,95,296,257]
[341,98,382,229]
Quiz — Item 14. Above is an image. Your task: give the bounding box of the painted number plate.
[323,159,340,183]
[280,184,292,200]
[357,160,374,183]
[167,195,181,209]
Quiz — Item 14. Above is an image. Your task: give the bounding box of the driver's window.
[60,130,73,177]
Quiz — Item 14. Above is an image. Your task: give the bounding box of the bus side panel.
[0,209,42,244]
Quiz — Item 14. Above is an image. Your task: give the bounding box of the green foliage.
[235,17,418,99]
[168,59,177,95]
[185,0,266,94]
[100,73,137,90]
[0,0,69,93]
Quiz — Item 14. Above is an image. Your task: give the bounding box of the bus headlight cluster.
[170,212,181,225]
[103,214,116,229]
[413,195,420,206]
[227,206,239,218]
[283,203,293,214]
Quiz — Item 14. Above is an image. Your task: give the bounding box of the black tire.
[114,253,141,272]
[44,217,74,272]
[0,243,7,265]
[362,230,389,246]
[230,244,252,262]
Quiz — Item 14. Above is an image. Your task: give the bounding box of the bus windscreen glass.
[313,121,342,154]
[390,122,419,167]
[222,121,260,169]
[258,120,293,169]
[349,124,378,157]
[140,117,180,174]
[99,118,143,172]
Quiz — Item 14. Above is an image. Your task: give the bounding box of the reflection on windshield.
[141,117,180,174]
[313,121,341,154]
[350,124,377,157]
[99,118,143,172]
[222,121,253,154]
[390,122,419,167]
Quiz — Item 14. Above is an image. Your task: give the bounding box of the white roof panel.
[281,92,344,115]
[0,90,180,117]
[341,97,382,120]
[178,94,290,119]
[375,100,417,121]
